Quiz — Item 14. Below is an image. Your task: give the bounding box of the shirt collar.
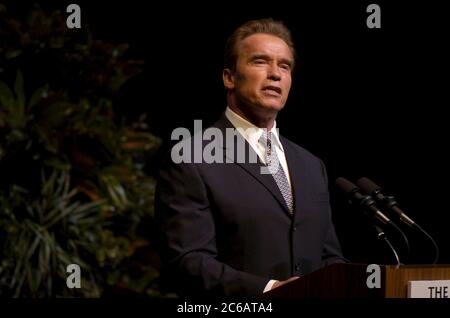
[225,106,284,152]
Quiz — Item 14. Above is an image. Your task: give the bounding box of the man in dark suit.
[156,18,345,297]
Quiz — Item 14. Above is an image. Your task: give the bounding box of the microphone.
[356,177,440,264]
[335,177,391,225]
[356,177,416,227]
[335,177,410,263]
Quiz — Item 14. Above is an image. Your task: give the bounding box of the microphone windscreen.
[356,177,381,194]
[335,177,358,194]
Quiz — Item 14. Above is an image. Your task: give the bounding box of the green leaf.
[100,174,128,210]
[14,70,26,119]
[29,85,48,111]
[43,157,71,171]
[41,169,58,197]
[5,50,22,59]
[44,201,80,229]
[0,81,14,112]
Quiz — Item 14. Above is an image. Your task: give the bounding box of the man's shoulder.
[158,116,240,169]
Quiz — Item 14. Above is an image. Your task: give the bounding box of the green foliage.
[0,170,104,297]
[0,4,163,297]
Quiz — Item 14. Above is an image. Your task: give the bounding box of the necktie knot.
[260,130,269,140]
[259,130,272,152]
[259,130,273,165]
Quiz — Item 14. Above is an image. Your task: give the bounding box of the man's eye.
[254,59,266,64]
[280,64,291,71]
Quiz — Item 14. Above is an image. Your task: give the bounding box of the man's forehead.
[239,34,293,59]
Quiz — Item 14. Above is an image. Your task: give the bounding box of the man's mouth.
[262,85,282,95]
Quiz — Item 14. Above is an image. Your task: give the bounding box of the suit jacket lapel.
[281,136,308,220]
[213,115,292,216]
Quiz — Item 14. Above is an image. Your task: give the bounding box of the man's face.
[225,33,293,114]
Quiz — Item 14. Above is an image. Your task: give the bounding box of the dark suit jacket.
[155,114,345,297]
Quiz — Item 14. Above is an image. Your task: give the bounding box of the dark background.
[6,0,450,265]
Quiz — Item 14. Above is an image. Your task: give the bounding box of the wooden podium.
[264,263,450,298]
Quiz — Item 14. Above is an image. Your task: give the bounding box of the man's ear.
[223,68,235,90]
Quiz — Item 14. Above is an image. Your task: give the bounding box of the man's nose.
[267,63,281,81]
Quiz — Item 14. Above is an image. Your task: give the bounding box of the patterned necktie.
[260,130,294,213]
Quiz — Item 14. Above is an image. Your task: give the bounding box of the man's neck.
[229,104,276,130]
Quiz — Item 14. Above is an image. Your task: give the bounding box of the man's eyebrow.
[249,53,271,60]
[249,54,293,66]
[279,58,293,67]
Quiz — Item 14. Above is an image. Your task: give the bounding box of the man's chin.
[238,98,285,114]
[260,103,285,113]
[259,96,286,110]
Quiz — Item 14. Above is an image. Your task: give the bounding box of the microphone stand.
[385,220,410,264]
[384,196,440,264]
[373,225,401,267]
[354,191,411,263]
[411,223,440,264]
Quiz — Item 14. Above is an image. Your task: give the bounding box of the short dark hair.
[224,18,296,71]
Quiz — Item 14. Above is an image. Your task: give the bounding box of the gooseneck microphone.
[335,177,410,263]
[356,177,440,264]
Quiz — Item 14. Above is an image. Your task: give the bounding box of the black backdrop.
[8,0,450,264]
